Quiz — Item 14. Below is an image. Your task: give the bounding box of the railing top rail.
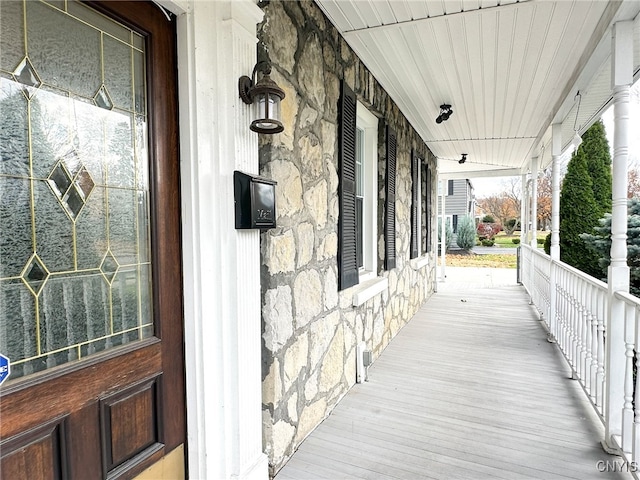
[521,245,608,291]
[554,260,608,291]
[614,290,640,306]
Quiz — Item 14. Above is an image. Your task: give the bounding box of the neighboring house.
[437,179,476,244]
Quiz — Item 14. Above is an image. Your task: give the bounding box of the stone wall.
[257,0,438,474]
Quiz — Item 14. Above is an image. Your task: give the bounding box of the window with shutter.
[410,149,419,259]
[338,81,358,290]
[425,165,432,253]
[385,126,397,270]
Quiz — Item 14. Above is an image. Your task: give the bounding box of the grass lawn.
[484,231,549,247]
[492,235,520,247]
[439,252,517,269]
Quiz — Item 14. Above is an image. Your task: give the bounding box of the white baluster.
[634,305,640,465]
[622,301,635,454]
[585,283,593,393]
[590,284,599,401]
[571,278,579,374]
[597,291,606,412]
[576,280,587,380]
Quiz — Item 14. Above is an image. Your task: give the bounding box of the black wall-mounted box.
[234,170,277,230]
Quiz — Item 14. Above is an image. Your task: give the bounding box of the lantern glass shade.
[251,90,283,133]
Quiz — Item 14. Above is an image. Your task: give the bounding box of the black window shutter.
[448,179,454,196]
[410,149,419,259]
[338,81,359,290]
[453,214,458,233]
[426,165,432,252]
[385,126,397,270]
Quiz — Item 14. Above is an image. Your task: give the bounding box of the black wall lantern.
[238,61,286,134]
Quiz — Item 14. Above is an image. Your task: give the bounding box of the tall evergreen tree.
[581,120,612,217]
[560,149,601,276]
[559,120,613,277]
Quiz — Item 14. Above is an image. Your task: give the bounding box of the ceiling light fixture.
[435,104,453,124]
[458,154,467,164]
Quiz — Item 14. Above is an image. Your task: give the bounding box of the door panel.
[0,2,184,479]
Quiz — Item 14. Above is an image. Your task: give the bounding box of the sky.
[473,80,640,199]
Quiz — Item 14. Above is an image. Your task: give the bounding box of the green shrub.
[544,233,551,254]
[481,239,495,247]
[512,238,521,245]
[581,199,640,295]
[456,216,476,251]
[482,215,495,223]
[536,237,545,245]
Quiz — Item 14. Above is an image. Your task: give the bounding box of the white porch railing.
[618,290,640,461]
[522,245,640,476]
[521,245,608,418]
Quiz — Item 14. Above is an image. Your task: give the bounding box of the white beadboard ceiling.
[315,0,640,177]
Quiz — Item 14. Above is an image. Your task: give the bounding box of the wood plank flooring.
[276,267,633,480]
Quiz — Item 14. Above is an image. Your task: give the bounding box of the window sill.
[411,255,430,270]
[352,276,388,307]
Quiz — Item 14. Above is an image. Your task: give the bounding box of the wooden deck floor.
[276,267,632,480]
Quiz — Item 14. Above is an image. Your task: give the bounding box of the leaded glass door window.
[0,2,185,478]
[0,0,152,379]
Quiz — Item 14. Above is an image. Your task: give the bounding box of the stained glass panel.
[0,177,32,279]
[0,1,152,381]
[0,279,37,363]
[0,78,30,177]
[34,180,74,271]
[0,1,25,73]
[104,35,132,111]
[106,111,135,188]
[108,188,137,266]
[31,87,74,178]
[27,1,101,98]
[75,186,107,270]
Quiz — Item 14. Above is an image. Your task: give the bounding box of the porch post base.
[547,332,556,344]
[601,437,621,456]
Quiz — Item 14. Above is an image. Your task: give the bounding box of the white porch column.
[550,124,562,262]
[440,177,446,282]
[520,173,527,246]
[604,20,633,452]
[548,124,562,342]
[177,1,269,478]
[530,157,538,248]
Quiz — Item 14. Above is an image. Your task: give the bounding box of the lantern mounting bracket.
[239,61,272,105]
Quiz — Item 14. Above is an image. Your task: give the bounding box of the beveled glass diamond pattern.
[48,163,72,197]
[22,255,49,296]
[47,155,95,221]
[13,57,42,89]
[100,251,119,283]
[75,167,94,200]
[63,186,84,219]
[94,84,114,110]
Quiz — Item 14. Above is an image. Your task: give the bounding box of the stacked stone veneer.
[257,0,438,474]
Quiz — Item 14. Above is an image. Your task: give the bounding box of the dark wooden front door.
[0,2,185,479]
